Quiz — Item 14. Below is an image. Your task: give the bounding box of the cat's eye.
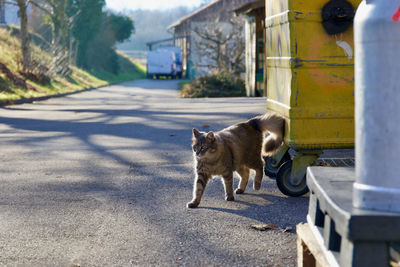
[193,145,207,153]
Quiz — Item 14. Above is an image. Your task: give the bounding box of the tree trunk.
[17,0,31,72]
[48,1,71,76]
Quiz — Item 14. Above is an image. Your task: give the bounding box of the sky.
[105,0,205,11]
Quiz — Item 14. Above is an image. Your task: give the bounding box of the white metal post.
[354,0,400,212]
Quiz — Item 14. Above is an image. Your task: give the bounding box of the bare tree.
[192,15,245,75]
[4,0,73,75]
[28,0,73,76]
[39,0,72,76]
[17,0,31,71]
[4,0,31,71]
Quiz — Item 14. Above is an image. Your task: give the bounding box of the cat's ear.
[206,131,215,142]
[193,128,201,138]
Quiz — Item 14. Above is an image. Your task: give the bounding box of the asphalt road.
[0,79,309,266]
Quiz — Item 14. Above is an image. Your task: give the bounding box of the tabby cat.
[187,113,285,208]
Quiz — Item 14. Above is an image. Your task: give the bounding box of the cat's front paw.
[253,182,261,190]
[235,188,244,194]
[225,195,235,201]
[187,201,199,208]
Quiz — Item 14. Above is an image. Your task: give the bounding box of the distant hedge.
[179,72,246,98]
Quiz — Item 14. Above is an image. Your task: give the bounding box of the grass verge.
[0,27,146,105]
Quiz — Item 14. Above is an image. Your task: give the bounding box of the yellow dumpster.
[264,0,361,196]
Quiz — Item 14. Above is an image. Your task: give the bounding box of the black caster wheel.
[276,160,309,197]
[264,152,291,179]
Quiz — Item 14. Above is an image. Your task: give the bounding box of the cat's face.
[192,128,217,158]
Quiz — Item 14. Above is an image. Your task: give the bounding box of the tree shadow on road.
[0,101,260,168]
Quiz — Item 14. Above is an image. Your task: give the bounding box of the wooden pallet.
[303,167,400,267]
[297,223,331,267]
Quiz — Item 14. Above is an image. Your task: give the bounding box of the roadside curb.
[0,83,116,106]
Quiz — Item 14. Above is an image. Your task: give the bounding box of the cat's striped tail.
[251,113,286,156]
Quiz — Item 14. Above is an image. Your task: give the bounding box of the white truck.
[160,46,183,79]
[146,50,177,79]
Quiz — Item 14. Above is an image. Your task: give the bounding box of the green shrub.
[179,72,246,98]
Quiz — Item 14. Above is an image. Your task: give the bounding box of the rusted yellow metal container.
[264,0,361,196]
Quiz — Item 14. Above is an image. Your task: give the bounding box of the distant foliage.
[5,0,134,76]
[87,11,135,74]
[180,72,245,98]
[70,0,106,70]
[117,7,194,51]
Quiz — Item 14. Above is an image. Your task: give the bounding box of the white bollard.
[354,0,400,212]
